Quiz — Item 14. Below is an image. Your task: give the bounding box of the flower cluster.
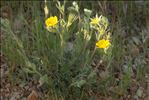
[45,14,111,51]
[90,15,111,50]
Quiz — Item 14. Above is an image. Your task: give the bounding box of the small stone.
[27,90,38,100]
[136,87,143,97]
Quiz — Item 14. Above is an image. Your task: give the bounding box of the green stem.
[90,46,97,61]
[80,89,84,100]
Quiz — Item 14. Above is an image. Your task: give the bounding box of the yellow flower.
[96,39,111,49]
[90,17,99,25]
[45,16,58,27]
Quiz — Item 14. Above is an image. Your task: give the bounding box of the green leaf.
[84,8,92,17]
[71,80,86,88]
[132,37,141,45]
[39,74,48,86]
[23,68,35,74]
